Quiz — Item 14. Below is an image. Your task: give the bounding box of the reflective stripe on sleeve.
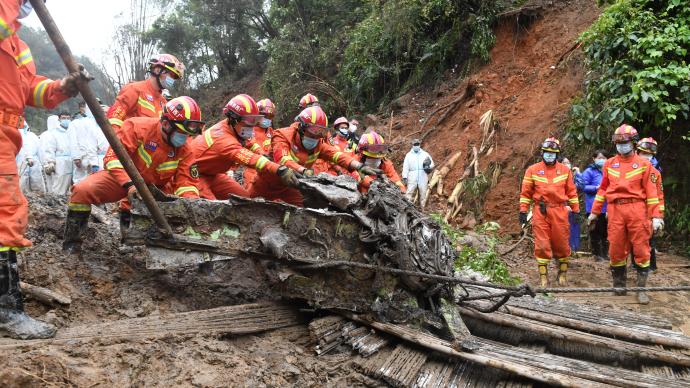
[106,160,124,170]
[174,186,199,196]
[68,202,92,212]
[109,118,124,127]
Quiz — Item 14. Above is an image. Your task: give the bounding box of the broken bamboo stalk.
[428,151,462,192]
[20,281,71,306]
[436,177,443,196]
[458,307,690,367]
[505,305,690,349]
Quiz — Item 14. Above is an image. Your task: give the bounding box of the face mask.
[18,1,33,19]
[302,136,319,150]
[170,131,188,148]
[364,158,382,168]
[238,126,254,140]
[413,145,421,153]
[60,119,70,129]
[616,142,633,155]
[163,74,176,89]
[349,124,357,133]
[639,152,653,160]
[259,118,272,129]
[594,158,605,168]
[338,127,349,137]
[543,152,557,164]
[20,125,29,135]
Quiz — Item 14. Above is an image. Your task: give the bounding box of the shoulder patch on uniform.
[190,163,199,179]
[145,141,158,151]
[168,150,175,158]
[632,163,638,169]
[538,170,545,175]
[146,95,154,101]
[650,172,657,183]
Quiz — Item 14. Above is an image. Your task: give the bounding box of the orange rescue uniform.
[313,134,353,176]
[107,79,166,130]
[1,3,70,248]
[68,117,199,211]
[520,161,579,265]
[591,154,661,268]
[242,124,274,189]
[192,120,281,200]
[249,123,356,206]
[355,155,405,194]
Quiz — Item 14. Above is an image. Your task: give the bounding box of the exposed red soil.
[387,0,600,233]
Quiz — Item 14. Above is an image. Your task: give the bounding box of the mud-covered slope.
[387,0,600,232]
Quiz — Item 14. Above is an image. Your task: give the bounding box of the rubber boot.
[538,264,548,287]
[62,209,90,254]
[557,260,568,286]
[611,266,627,296]
[0,251,56,340]
[636,269,650,305]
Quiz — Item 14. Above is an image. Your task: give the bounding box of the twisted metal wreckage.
[123,175,690,387]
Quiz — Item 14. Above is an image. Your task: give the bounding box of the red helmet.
[612,124,639,143]
[358,131,387,158]
[257,99,276,118]
[540,137,561,153]
[333,117,349,128]
[637,137,658,155]
[163,96,205,135]
[149,54,185,79]
[299,93,319,109]
[223,94,263,126]
[297,106,328,138]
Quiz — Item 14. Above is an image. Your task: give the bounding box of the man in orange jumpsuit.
[64,97,204,253]
[519,137,579,287]
[243,98,276,189]
[193,94,298,200]
[313,116,355,176]
[588,125,663,304]
[636,137,664,272]
[250,106,382,206]
[356,131,405,194]
[1,0,91,339]
[107,54,184,130]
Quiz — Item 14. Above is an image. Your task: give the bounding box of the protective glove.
[519,212,528,227]
[565,205,573,213]
[587,213,598,231]
[652,218,664,234]
[26,158,35,167]
[359,165,383,177]
[301,168,315,177]
[74,159,82,168]
[60,63,94,97]
[44,161,56,175]
[127,185,141,202]
[402,178,407,186]
[277,166,300,188]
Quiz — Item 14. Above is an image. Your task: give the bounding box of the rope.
[296,260,690,294]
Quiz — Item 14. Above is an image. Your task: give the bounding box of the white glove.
[44,161,56,175]
[652,218,664,233]
[587,213,598,226]
[26,158,35,167]
[565,206,573,213]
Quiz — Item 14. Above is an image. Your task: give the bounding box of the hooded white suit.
[17,123,46,193]
[69,106,103,183]
[40,115,73,195]
[402,147,434,208]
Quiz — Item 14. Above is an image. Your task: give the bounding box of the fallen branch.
[428,151,462,192]
[20,281,71,306]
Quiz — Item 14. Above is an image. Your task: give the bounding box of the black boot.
[0,250,56,339]
[636,268,650,304]
[63,209,90,253]
[611,266,627,296]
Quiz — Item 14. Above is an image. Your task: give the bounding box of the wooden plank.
[0,302,300,349]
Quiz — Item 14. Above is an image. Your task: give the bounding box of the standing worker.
[575,150,609,262]
[0,0,91,339]
[16,120,46,193]
[519,137,579,287]
[402,139,434,209]
[588,125,663,304]
[41,112,74,195]
[636,137,664,272]
[107,54,184,130]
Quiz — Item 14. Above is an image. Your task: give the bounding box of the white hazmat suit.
[69,107,103,183]
[17,123,46,193]
[40,115,73,195]
[402,146,434,209]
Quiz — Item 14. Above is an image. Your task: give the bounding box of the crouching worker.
[356,131,405,193]
[192,94,299,199]
[63,97,204,253]
[250,106,382,206]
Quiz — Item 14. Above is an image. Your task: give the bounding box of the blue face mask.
[594,158,605,168]
[163,74,176,89]
[259,118,272,129]
[302,136,319,150]
[18,2,33,19]
[616,142,633,155]
[543,152,557,164]
[60,119,70,129]
[413,145,421,153]
[238,126,254,140]
[170,131,188,147]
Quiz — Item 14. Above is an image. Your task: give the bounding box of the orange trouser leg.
[249,176,303,207]
[69,170,127,210]
[531,206,570,264]
[243,168,258,190]
[209,173,249,199]
[608,202,651,268]
[0,123,31,248]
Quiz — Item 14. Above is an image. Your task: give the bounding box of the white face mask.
[616,142,634,155]
[639,152,653,160]
[543,152,557,164]
[349,124,357,133]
